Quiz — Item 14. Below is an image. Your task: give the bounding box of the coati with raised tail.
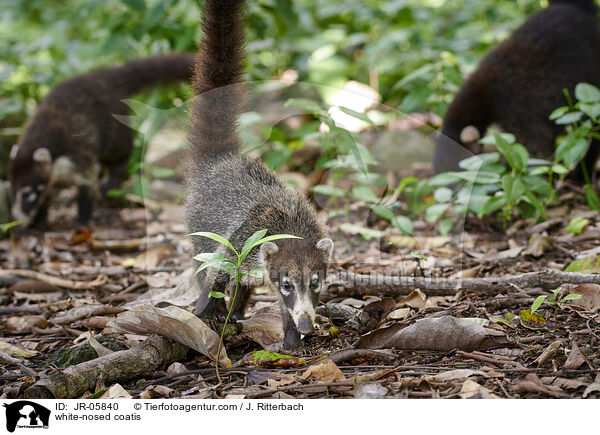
[433,0,600,181]
[187,0,333,350]
[8,53,195,228]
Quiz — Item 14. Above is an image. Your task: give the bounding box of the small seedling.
[191,229,301,382]
[530,287,582,330]
[566,217,590,235]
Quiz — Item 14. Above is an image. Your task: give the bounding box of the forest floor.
[1,163,600,399]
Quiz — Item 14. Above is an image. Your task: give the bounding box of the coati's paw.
[282,330,303,350]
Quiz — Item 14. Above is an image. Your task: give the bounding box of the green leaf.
[391,215,413,235]
[240,229,268,259]
[193,252,227,263]
[479,195,506,217]
[312,184,346,197]
[150,166,176,179]
[122,0,146,12]
[371,206,395,221]
[190,232,237,255]
[566,217,590,235]
[401,86,432,113]
[555,111,583,125]
[561,293,582,302]
[196,259,236,276]
[575,83,600,103]
[433,187,453,203]
[339,106,375,126]
[240,234,302,260]
[243,268,265,279]
[438,219,453,235]
[209,291,227,299]
[564,255,600,273]
[530,295,548,314]
[549,106,569,121]
[425,203,449,223]
[285,98,323,114]
[458,153,500,171]
[584,184,600,210]
[132,175,150,198]
[555,135,588,167]
[0,221,20,233]
[428,172,460,186]
[351,185,379,203]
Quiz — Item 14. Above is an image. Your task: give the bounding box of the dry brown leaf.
[124,268,199,309]
[583,374,600,398]
[524,233,554,257]
[567,283,600,311]
[511,373,564,398]
[108,304,231,367]
[459,379,500,399]
[240,303,283,350]
[564,342,586,370]
[425,369,488,383]
[98,384,131,399]
[399,289,436,310]
[134,245,171,270]
[355,316,508,351]
[301,360,346,382]
[4,315,52,333]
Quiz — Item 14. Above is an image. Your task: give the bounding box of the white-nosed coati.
[187,0,333,350]
[7,53,195,228]
[433,0,600,181]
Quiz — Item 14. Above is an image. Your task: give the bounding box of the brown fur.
[186,0,332,349]
[433,0,600,182]
[8,53,195,228]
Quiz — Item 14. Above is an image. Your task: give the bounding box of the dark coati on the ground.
[186,0,333,350]
[7,53,195,228]
[433,0,600,181]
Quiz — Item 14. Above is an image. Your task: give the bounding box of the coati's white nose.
[297,315,314,335]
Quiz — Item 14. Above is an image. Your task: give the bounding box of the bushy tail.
[549,0,598,14]
[98,53,195,98]
[189,0,245,160]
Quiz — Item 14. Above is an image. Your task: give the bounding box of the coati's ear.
[9,145,18,160]
[460,125,481,144]
[260,242,279,263]
[33,147,52,164]
[316,238,334,261]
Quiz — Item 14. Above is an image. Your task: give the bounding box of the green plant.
[550,82,600,210]
[566,217,590,235]
[0,220,20,243]
[190,229,301,382]
[427,132,558,228]
[531,287,582,330]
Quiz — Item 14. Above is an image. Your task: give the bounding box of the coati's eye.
[310,273,320,290]
[280,277,293,295]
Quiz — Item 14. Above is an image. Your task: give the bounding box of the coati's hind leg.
[77,185,94,224]
[194,271,229,322]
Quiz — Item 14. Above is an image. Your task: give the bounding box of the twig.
[0,269,106,289]
[325,269,600,298]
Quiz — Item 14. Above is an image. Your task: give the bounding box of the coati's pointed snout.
[297,315,314,335]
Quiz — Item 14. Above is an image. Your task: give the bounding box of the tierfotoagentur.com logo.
[3,401,51,433]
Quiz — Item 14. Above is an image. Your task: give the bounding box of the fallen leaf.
[98,384,131,399]
[108,304,231,367]
[564,342,586,370]
[387,308,411,320]
[301,360,346,382]
[583,375,600,398]
[426,369,488,383]
[564,255,600,273]
[566,284,600,311]
[0,340,38,358]
[524,233,554,257]
[239,303,283,349]
[399,289,429,309]
[134,245,171,270]
[239,350,305,369]
[459,379,500,399]
[512,373,563,398]
[355,315,508,351]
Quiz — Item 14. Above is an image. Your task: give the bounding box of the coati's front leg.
[281,307,302,350]
[230,284,251,322]
[194,271,229,322]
